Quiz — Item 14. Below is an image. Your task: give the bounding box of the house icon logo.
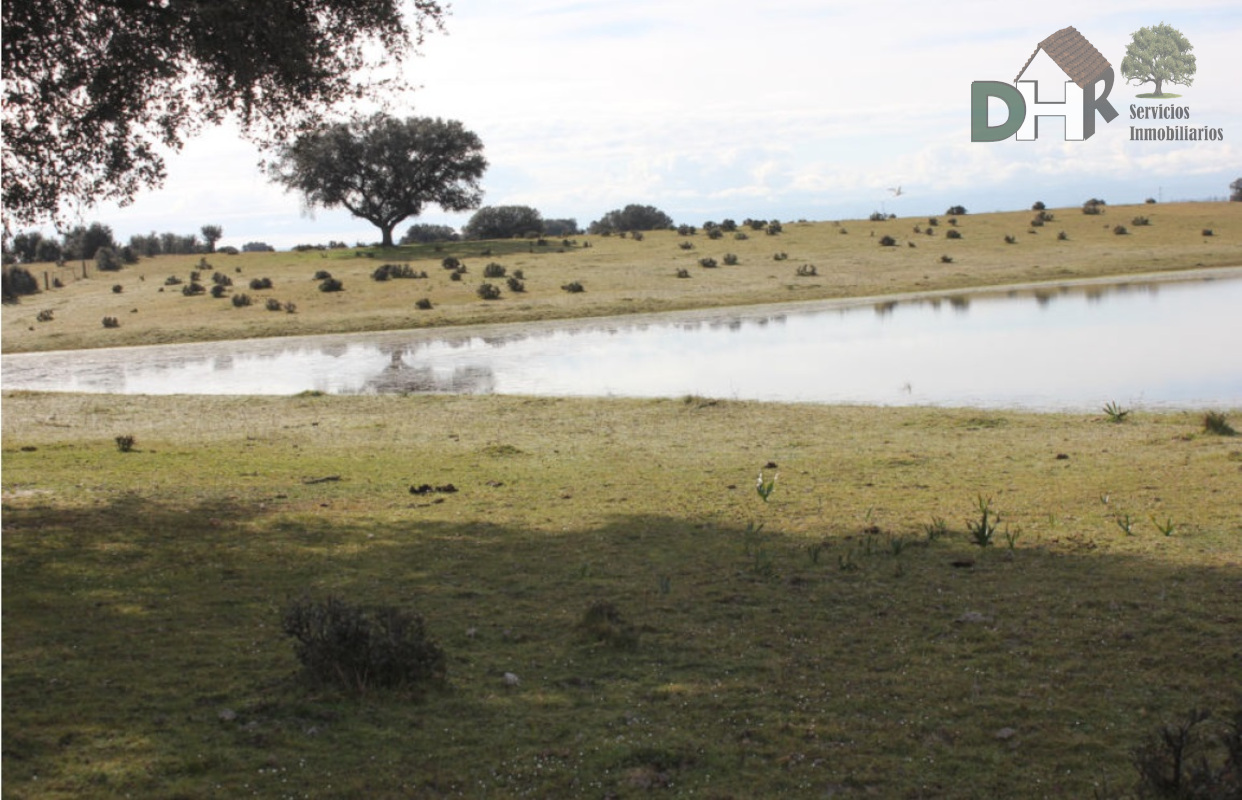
[972,26,1120,142]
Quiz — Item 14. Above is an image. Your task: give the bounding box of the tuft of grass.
[1103,401,1131,423]
[966,495,999,547]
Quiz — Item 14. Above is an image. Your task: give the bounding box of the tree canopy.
[1231,178,1242,203]
[270,115,487,247]
[588,205,673,234]
[1,0,448,230]
[464,206,544,240]
[1120,23,1196,97]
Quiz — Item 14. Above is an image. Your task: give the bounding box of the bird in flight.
[888,186,904,197]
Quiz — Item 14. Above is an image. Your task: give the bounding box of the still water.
[4,272,1241,410]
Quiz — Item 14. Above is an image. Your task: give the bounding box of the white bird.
[888,186,904,197]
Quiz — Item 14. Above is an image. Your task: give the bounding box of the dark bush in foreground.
[476,282,501,300]
[313,269,332,280]
[482,262,506,278]
[281,596,446,693]
[249,277,273,290]
[2,266,40,302]
[561,281,585,293]
[372,263,424,281]
[946,229,962,240]
[319,278,344,292]
[1132,707,1241,799]
[878,235,897,247]
[698,257,718,268]
[415,298,433,310]
[102,316,120,328]
[506,276,525,293]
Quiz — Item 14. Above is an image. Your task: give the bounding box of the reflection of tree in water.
[361,349,496,395]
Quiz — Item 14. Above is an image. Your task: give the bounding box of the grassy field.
[3,201,1240,354]
[3,391,1241,798]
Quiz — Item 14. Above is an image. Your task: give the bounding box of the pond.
[4,270,1241,411]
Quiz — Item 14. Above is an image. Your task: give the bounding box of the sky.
[54,0,1242,250]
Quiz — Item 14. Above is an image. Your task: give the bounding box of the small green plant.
[1203,411,1236,436]
[114,434,136,452]
[578,601,638,650]
[806,542,824,565]
[1003,525,1022,550]
[1152,516,1176,537]
[967,495,999,547]
[282,595,446,694]
[888,536,906,556]
[923,515,948,542]
[1102,401,1131,423]
[1116,513,1135,536]
[756,470,777,503]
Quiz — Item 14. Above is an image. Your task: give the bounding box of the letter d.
[971,81,1026,142]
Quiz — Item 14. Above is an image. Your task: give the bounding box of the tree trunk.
[380,224,395,248]
[1154,77,1163,96]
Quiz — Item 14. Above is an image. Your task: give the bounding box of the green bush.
[181,282,205,296]
[1132,216,1151,226]
[231,293,252,307]
[946,229,962,240]
[102,316,120,328]
[561,281,585,293]
[415,298,433,310]
[945,205,967,215]
[476,282,501,300]
[722,253,739,265]
[795,263,817,276]
[766,221,782,235]
[878,235,897,247]
[318,278,344,292]
[281,595,446,693]
[210,284,228,298]
[506,276,525,293]
[313,270,333,281]
[265,298,283,311]
[482,262,506,278]
[698,257,718,268]
[2,265,40,302]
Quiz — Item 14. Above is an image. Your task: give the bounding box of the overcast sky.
[68,0,1242,249]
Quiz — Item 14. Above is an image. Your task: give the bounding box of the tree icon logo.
[1121,23,1196,99]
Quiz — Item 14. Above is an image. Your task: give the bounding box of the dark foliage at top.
[2,0,448,229]
[588,204,673,234]
[945,205,968,216]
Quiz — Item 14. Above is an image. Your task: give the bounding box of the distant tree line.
[3,222,228,265]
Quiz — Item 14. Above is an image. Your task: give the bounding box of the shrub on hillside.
[878,235,897,247]
[945,205,968,215]
[282,595,446,693]
[249,277,273,290]
[2,266,40,302]
[946,229,962,240]
[476,282,501,300]
[319,278,344,292]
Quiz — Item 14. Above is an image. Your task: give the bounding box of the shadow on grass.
[3,494,1241,797]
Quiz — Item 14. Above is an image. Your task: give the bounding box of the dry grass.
[3,391,1241,797]
[4,201,1240,354]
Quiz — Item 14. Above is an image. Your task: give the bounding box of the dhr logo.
[972,26,1119,141]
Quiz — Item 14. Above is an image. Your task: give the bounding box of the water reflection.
[4,274,1241,411]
